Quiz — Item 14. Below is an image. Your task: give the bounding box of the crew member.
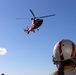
[50,39,76,75]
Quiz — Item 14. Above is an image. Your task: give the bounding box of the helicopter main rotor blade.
[36,14,56,18]
[29,9,36,18]
[16,18,26,20]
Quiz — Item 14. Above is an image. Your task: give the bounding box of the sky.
[0,0,76,75]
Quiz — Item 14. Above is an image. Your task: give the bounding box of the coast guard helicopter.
[24,9,55,34]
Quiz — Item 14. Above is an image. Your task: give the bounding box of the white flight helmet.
[52,39,76,62]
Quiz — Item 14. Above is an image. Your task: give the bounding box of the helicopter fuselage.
[30,19,43,29]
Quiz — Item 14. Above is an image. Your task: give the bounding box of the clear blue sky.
[0,0,76,75]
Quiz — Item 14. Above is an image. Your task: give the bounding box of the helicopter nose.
[40,20,43,23]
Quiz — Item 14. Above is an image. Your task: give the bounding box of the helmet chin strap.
[57,61,64,75]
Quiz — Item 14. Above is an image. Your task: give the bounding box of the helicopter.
[24,9,56,34]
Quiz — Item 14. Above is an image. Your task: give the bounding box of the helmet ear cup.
[74,54,76,61]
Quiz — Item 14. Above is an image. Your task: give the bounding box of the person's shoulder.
[49,70,58,75]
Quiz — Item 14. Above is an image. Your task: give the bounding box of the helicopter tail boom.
[24,29,30,34]
[24,26,30,34]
